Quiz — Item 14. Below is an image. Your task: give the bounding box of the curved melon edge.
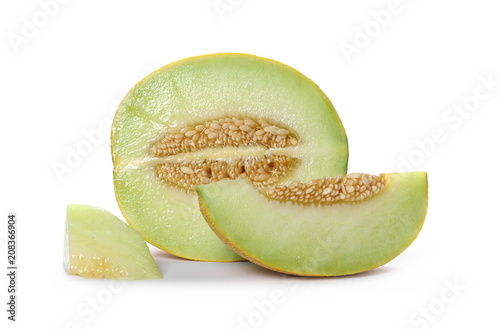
[197,172,428,277]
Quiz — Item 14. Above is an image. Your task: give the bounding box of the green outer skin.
[112,53,348,261]
[65,204,162,280]
[196,172,428,276]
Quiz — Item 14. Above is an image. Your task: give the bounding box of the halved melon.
[64,204,161,280]
[196,172,428,276]
[112,53,348,261]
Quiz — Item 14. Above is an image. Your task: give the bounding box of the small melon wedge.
[64,204,162,280]
[196,172,428,276]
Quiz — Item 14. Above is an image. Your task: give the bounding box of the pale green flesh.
[197,172,428,276]
[65,204,161,280]
[112,53,348,261]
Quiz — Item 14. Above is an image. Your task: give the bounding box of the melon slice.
[64,204,162,280]
[112,53,348,261]
[196,172,428,276]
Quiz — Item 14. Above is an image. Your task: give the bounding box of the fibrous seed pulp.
[153,117,298,156]
[153,117,299,191]
[157,155,296,190]
[265,173,385,203]
[67,254,129,279]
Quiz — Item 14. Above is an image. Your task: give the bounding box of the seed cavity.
[157,155,297,191]
[152,117,301,191]
[264,174,385,203]
[152,118,298,157]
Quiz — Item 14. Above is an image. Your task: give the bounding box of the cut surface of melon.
[64,204,162,280]
[196,172,428,276]
[112,53,348,261]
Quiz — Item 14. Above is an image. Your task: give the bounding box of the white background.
[1,0,499,328]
